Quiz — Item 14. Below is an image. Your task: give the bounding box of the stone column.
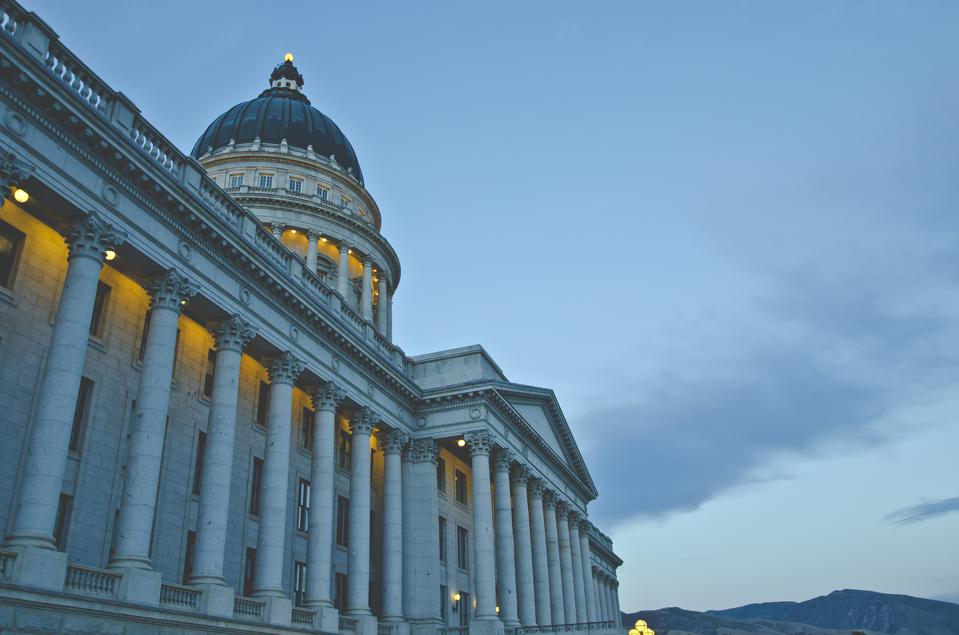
[491,449,519,628]
[376,276,389,335]
[602,578,613,622]
[253,353,304,599]
[306,382,345,609]
[543,491,565,625]
[408,438,441,622]
[190,316,256,616]
[579,522,597,623]
[611,579,621,625]
[464,431,498,625]
[527,479,551,625]
[347,408,376,615]
[566,512,587,624]
[592,573,604,621]
[387,291,393,341]
[401,443,413,618]
[361,257,373,321]
[4,215,126,551]
[510,466,536,626]
[111,271,196,571]
[272,224,283,240]
[380,428,408,622]
[337,243,350,297]
[555,503,577,625]
[306,230,319,274]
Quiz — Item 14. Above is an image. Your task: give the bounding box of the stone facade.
[0,3,625,634]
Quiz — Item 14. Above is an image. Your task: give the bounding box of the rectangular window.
[53,493,73,550]
[0,219,25,289]
[296,478,311,532]
[289,178,303,193]
[69,377,93,453]
[440,585,448,623]
[457,526,469,570]
[436,457,446,493]
[255,380,270,427]
[337,428,352,471]
[258,174,273,188]
[89,281,110,338]
[192,431,206,496]
[243,547,256,596]
[182,530,196,584]
[293,560,307,607]
[454,469,468,505]
[301,407,314,451]
[334,572,348,611]
[336,495,349,546]
[459,591,470,626]
[341,196,352,209]
[249,457,264,516]
[229,174,244,188]
[438,516,447,562]
[202,349,216,398]
[317,187,329,200]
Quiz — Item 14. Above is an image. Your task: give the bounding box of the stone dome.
[190,57,363,184]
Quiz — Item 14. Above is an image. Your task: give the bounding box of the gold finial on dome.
[284,52,294,63]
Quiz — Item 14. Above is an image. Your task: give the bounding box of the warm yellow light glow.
[180,299,187,306]
[320,237,327,242]
[495,606,500,614]
[629,629,640,635]
[452,592,461,602]
[457,438,466,447]
[284,52,294,63]
[12,188,28,203]
[290,229,297,234]
[104,249,116,261]
[348,249,352,254]
[634,621,647,630]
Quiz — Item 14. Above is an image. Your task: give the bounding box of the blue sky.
[27,0,959,612]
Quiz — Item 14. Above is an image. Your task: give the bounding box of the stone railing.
[233,596,265,621]
[377,622,397,635]
[339,615,359,632]
[159,582,201,610]
[292,607,316,628]
[515,623,617,635]
[64,563,120,598]
[440,627,469,635]
[0,549,15,579]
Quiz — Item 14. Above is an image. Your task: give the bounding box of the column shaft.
[111,271,194,569]
[253,353,303,597]
[347,409,375,615]
[492,450,519,627]
[465,431,497,621]
[543,494,565,625]
[361,259,373,321]
[510,470,536,626]
[5,216,124,549]
[556,506,577,624]
[567,515,587,623]
[306,384,343,607]
[376,277,388,334]
[380,430,407,620]
[528,482,552,625]
[408,439,441,621]
[306,231,318,274]
[401,445,413,617]
[337,245,350,297]
[579,526,597,622]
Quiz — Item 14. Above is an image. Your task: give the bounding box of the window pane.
[89,281,110,337]
[256,381,270,427]
[69,378,93,453]
[203,349,216,398]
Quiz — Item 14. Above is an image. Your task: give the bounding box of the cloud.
[884,497,959,527]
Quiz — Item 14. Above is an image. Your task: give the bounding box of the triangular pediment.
[509,400,570,464]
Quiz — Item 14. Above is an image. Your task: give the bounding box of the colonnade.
[2,214,621,630]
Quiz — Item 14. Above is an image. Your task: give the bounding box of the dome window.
[258,174,274,189]
[228,174,244,188]
[288,177,303,193]
[341,196,352,210]
[317,186,329,200]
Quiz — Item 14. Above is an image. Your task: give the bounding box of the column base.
[195,583,235,618]
[114,567,161,605]
[261,595,292,627]
[469,617,505,635]
[5,545,67,591]
[382,619,411,635]
[349,613,379,635]
[312,605,340,632]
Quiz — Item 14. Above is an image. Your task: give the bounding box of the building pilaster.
[407,438,441,624]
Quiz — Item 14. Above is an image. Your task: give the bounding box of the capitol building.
[0,3,625,635]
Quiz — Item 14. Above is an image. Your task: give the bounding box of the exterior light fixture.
[452,592,461,602]
[180,299,187,306]
[284,52,294,63]
[348,249,352,254]
[320,237,327,242]
[457,438,466,447]
[104,249,117,261]
[290,229,297,234]
[12,188,28,203]
[496,606,500,614]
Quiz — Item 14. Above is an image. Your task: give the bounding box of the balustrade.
[292,607,317,627]
[233,596,266,620]
[339,615,359,632]
[159,582,201,609]
[64,564,120,597]
[0,550,14,579]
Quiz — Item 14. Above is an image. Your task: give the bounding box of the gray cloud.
[884,497,959,527]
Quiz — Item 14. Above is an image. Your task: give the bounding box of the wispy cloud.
[884,497,959,527]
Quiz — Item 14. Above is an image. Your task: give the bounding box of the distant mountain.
[622,589,959,635]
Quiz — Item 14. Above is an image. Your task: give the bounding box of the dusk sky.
[28,0,959,612]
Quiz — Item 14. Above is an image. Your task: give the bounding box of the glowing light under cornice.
[12,188,28,203]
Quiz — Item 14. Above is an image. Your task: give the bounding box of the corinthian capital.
[149,269,197,311]
[210,315,257,352]
[464,430,492,456]
[528,478,545,499]
[310,381,345,411]
[266,351,304,384]
[510,463,531,486]
[380,428,409,454]
[349,407,378,436]
[409,438,438,464]
[67,213,128,262]
[1,151,33,195]
[491,447,513,473]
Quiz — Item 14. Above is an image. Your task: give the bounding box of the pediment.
[509,400,570,463]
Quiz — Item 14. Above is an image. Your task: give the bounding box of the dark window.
[293,560,307,607]
[53,493,73,550]
[336,495,349,546]
[202,349,216,398]
[0,219,25,289]
[89,281,110,338]
[69,377,93,453]
[440,585,448,623]
[258,174,273,188]
[337,428,352,471]
[454,469,468,505]
[334,572,348,611]
[296,478,311,532]
[249,457,264,516]
[192,431,206,496]
[457,526,469,570]
[243,547,256,596]
[301,407,314,451]
[459,591,470,625]
[137,312,149,362]
[436,457,446,493]
[255,380,270,427]
[182,530,196,584]
[438,516,447,562]
[289,178,303,193]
